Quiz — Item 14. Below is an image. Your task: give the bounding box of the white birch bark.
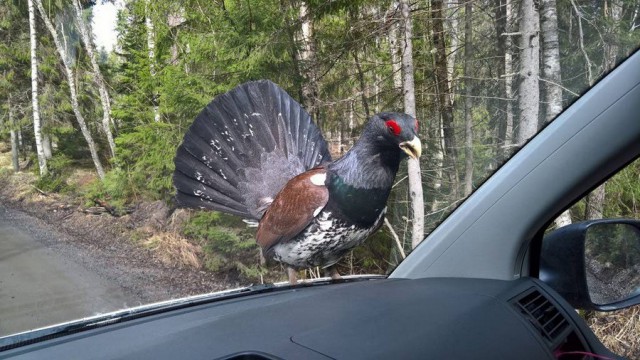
[34,0,105,179]
[504,0,514,150]
[445,0,459,104]
[541,0,563,124]
[516,0,540,145]
[541,0,572,228]
[298,1,319,117]
[42,134,52,159]
[8,95,19,172]
[145,0,160,122]
[28,0,47,176]
[400,0,425,249]
[72,0,116,157]
[387,1,403,96]
[463,1,473,197]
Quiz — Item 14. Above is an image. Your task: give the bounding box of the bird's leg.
[324,266,342,280]
[287,267,298,285]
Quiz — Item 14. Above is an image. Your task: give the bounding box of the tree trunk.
[586,184,606,220]
[541,0,572,228]
[584,0,623,221]
[42,134,52,159]
[34,0,105,179]
[145,0,160,122]
[504,0,515,154]
[463,1,473,197]
[431,0,459,198]
[298,1,319,120]
[8,95,19,172]
[541,0,563,125]
[387,1,403,107]
[28,0,47,176]
[445,0,459,104]
[516,0,540,144]
[400,0,425,249]
[73,0,116,157]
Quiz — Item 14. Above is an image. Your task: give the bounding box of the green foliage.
[182,211,263,281]
[34,154,75,193]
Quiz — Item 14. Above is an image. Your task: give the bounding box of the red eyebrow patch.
[415,119,419,133]
[385,120,401,136]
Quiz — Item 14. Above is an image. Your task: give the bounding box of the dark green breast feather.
[327,175,391,226]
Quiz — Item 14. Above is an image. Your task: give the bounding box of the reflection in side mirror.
[540,219,640,311]
[585,223,640,305]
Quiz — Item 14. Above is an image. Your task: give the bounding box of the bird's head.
[364,112,422,159]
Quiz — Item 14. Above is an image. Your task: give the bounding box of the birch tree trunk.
[73,0,116,157]
[42,134,52,159]
[541,0,572,228]
[34,0,105,179]
[28,0,47,176]
[504,0,515,153]
[445,0,459,101]
[432,0,459,198]
[516,0,540,144]
[387,2,403,99]
[8,95,19,172]
[145,0,160,122]
[400,0,425,249]
[298,1,319,120]
[463,1,473,197]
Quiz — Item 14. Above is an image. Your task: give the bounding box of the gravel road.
[0,205,143,337]
[0,202,232,338]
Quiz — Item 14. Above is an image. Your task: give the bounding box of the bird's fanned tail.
[173,80,332,220]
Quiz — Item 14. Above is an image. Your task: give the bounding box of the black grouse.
[173,80,421,284]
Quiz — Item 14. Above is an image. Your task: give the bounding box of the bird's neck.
[328,137,400,190]
[325,139,401,226]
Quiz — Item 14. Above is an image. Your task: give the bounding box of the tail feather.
[173,80,331,220]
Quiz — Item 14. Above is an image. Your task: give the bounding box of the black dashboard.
[0,277,616,360]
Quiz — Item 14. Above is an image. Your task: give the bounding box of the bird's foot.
[287,267,298,285]
[325,266,342,280]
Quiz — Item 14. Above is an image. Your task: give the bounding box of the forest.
[1,0,639,288]
[1,0,640,355]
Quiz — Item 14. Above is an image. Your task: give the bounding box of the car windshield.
[0,0,639,347]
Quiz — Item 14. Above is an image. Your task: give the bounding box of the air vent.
[512,288,570,346]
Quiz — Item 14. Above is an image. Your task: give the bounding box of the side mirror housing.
[540,219,640,311]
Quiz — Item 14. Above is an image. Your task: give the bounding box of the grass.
[588,307,640,359]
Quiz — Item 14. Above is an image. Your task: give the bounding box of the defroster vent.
[512,288,571,347]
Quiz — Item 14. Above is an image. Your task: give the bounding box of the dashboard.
[0,277,615,360]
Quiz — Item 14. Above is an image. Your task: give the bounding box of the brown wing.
[256,168,328,252]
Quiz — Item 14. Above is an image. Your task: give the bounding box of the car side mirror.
[540,219,640,311]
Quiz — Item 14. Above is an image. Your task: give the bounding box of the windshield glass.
[0,0,639,340]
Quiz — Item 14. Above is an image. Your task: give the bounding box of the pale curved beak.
[399,136,422,159]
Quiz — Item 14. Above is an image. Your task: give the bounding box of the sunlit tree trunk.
[35,0,105,179]
[445,0,459,103]
[42,134,52,159]
[387,1,403,104]
[145,0,160,122]
[28,0,47,176]
[516,0,540,144]
[463,1,473,197]
[298,1,319,120]
[400,0,425,249]
[73,0,116,157]
[541,0,572,228]
[8,94,19,172]
[504,0,515,153]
